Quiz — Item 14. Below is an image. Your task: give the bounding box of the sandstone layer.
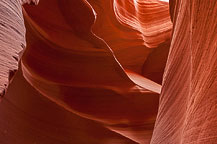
[0,0,216,143]
[0,0,25,98]
[151,0,217,143]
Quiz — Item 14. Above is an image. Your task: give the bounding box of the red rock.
[0,68,136,144]
[19,0,173,142]
[89,0,172,75]
[21,3,161,143]
[151,0,217,143]
[1,0,216,143]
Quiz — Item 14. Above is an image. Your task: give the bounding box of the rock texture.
[21,0,171,143]
[0,0,25,98]
[151,0,217,143]
[0,68,136,144]
[0,0,39,99]
[0,0,216,143]
[20,0,39,5]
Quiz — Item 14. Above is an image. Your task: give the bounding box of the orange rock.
[151,0,217,143]
[0,0,171,143]
[21,0,171,143]
[1,0,216,143]
[0,68,136,144]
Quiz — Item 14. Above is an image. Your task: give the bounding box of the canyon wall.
[151,0,217,143]
[0,0,216,143]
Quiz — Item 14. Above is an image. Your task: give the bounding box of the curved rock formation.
[0,0,216,143]
[1,68,136,144]
[20,0,172,143]
[0,0,171,143]
[151,0,217,143]
[20,1,171,143]
[0,0,25,99]
[0,0,39,100]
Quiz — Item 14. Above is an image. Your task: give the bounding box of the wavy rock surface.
[151,0,217,143]
[0,0,25,98]
[20,0,172,143]
[89,0,172,76]
[0,68,136,144]
[0,0,216,143]
[21,0,171,143]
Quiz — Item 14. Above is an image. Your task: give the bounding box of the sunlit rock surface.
[0,0,216,143]
[0,0,25,98]
[151,0,217,143]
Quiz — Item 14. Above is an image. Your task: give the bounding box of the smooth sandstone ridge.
[0,0,216,143]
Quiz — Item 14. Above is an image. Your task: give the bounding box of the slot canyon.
[0,0,216,143]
